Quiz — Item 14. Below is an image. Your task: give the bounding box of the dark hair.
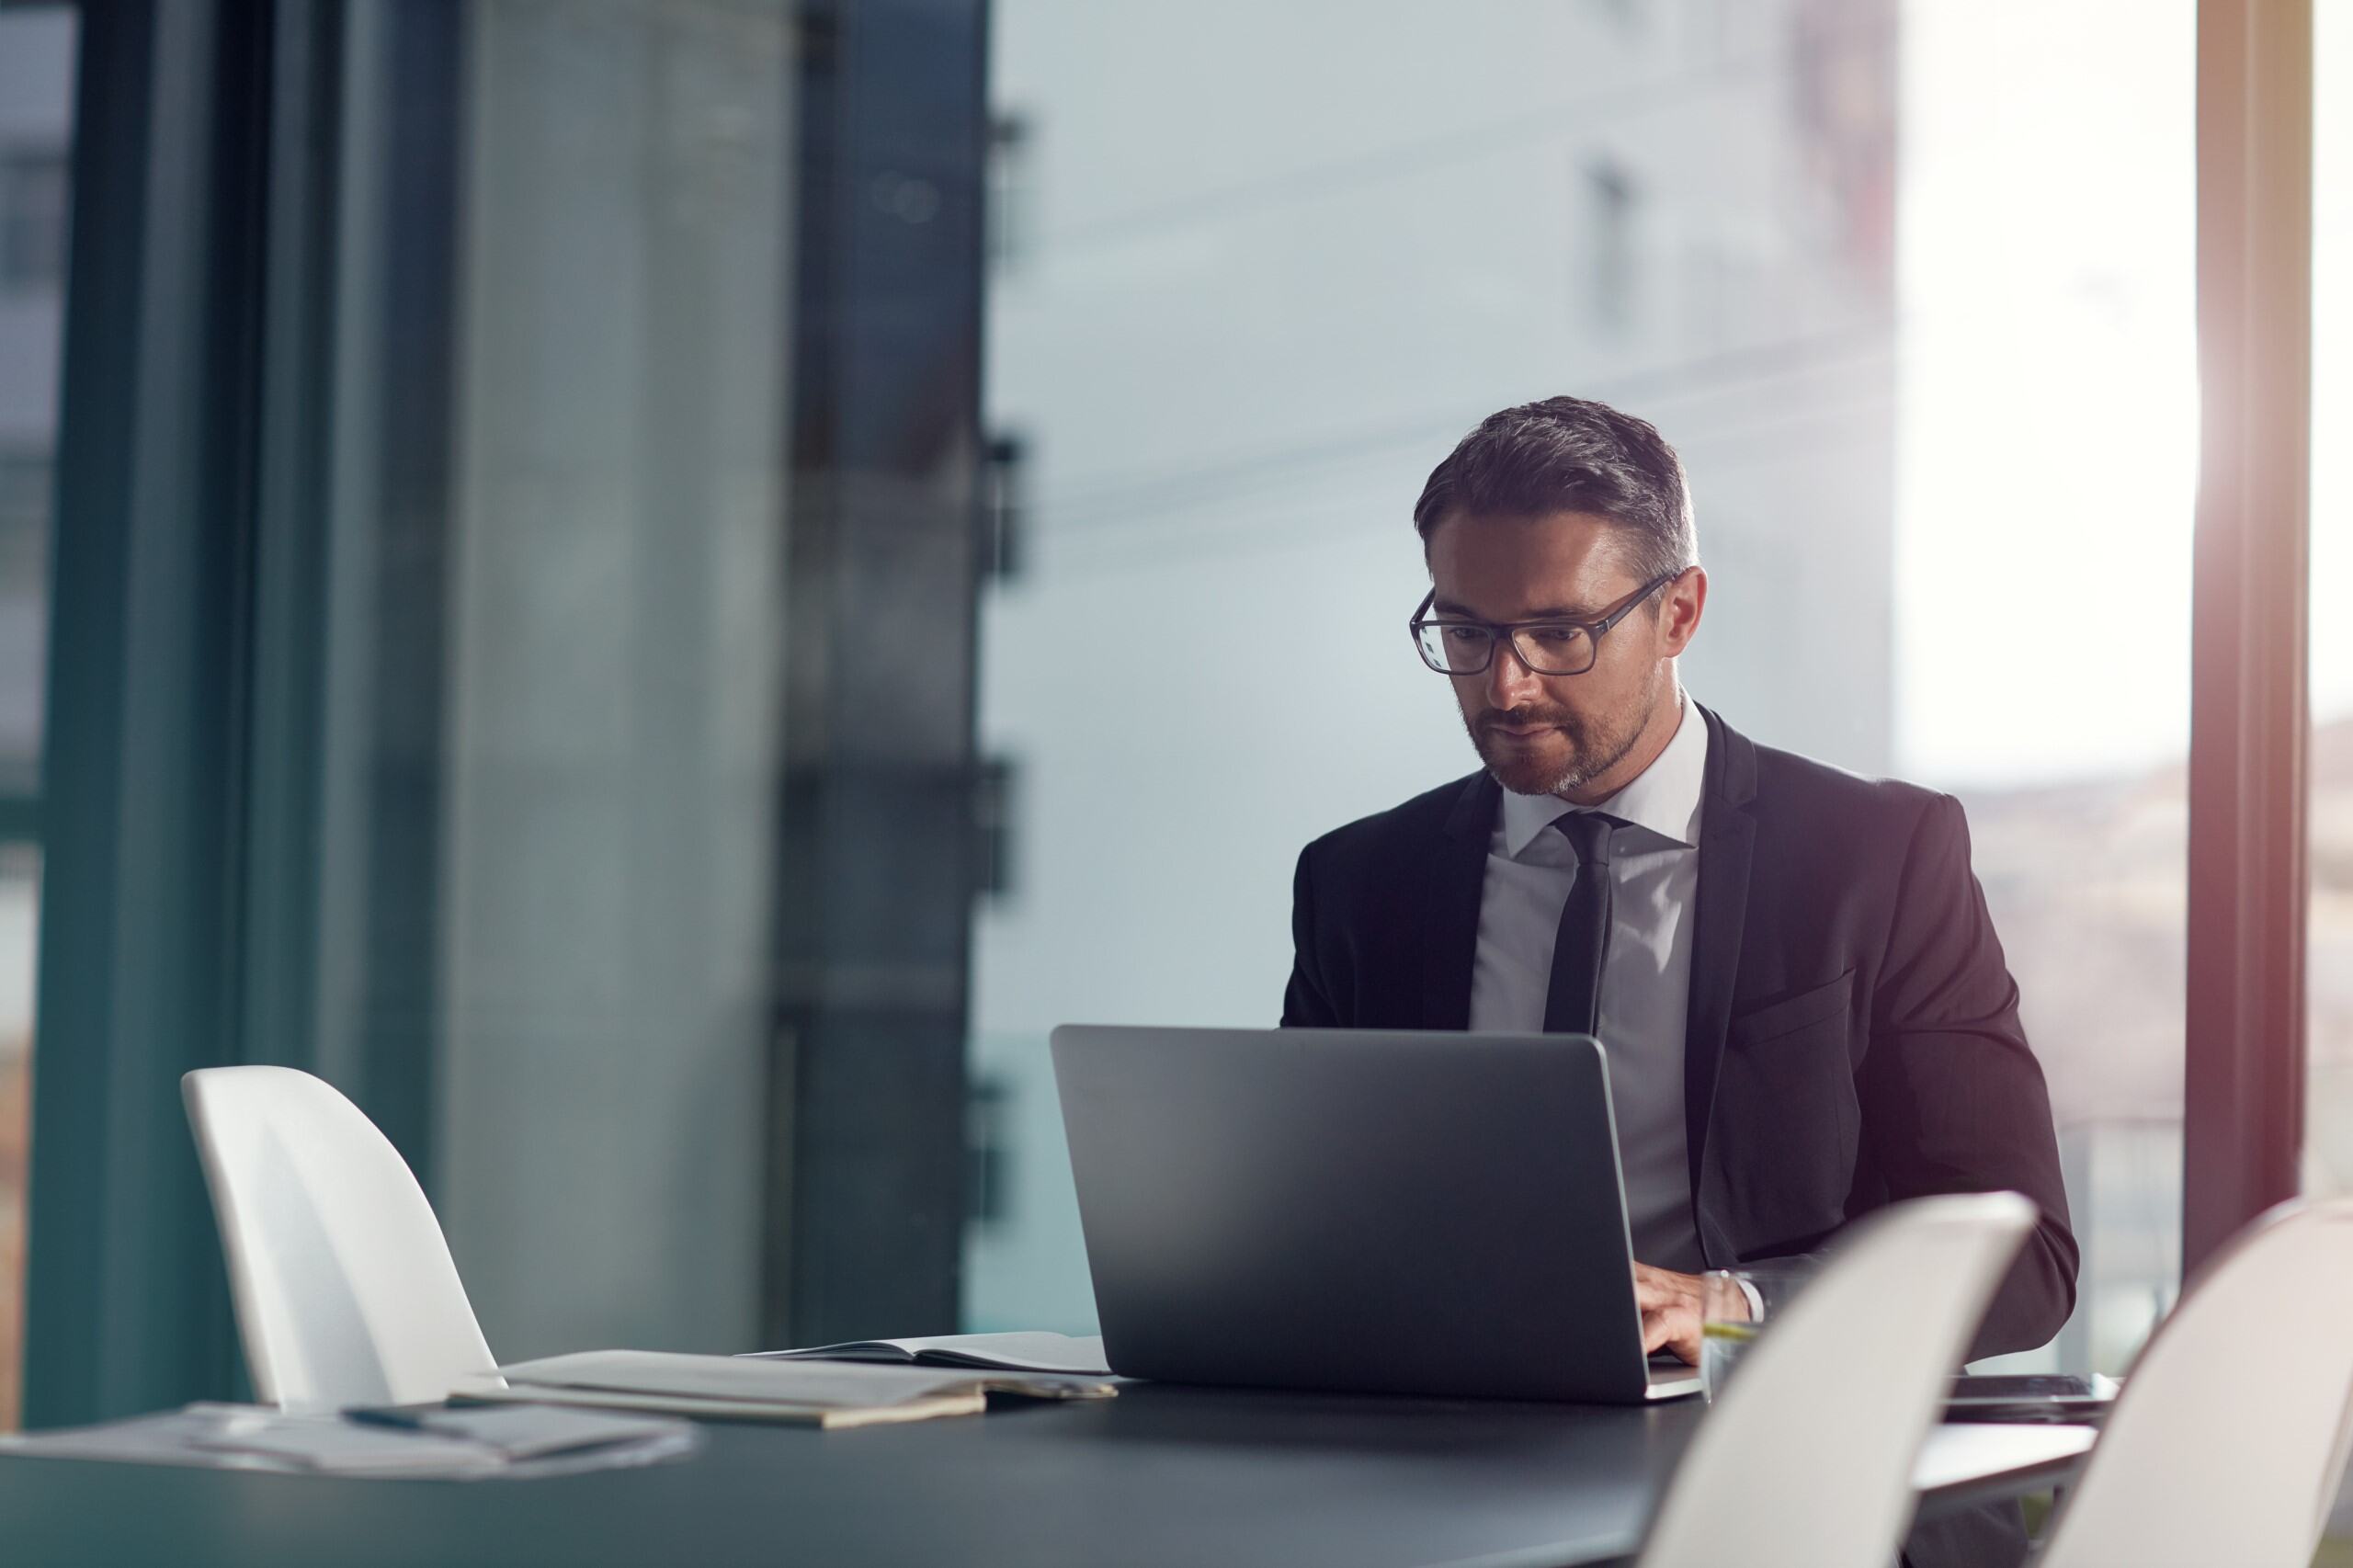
[1412,395,1698,582]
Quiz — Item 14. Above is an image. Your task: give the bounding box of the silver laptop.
[1049,1024,1700,1403]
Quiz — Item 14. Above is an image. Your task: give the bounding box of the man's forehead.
[1427,586,1621,620]
[1428,507,1636,564]
[1427,510,1641,617]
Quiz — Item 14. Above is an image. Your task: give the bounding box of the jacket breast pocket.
[1728,970,1855,1048]
[1708,970,1859,1252]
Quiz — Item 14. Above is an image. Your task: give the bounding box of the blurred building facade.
[963,0,1903,1335]
[0,5,75,1432]
[0,18,69,739]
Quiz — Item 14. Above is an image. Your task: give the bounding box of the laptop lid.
[1050,1024,1687,1403]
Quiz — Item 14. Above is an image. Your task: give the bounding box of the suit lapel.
[1685,706,1757,1258]
[1421,771,1496,1031]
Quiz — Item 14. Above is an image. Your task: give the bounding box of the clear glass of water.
[1700,1258,1815,1403]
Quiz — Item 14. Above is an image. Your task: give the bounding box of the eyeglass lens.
[1415,622,1596,676]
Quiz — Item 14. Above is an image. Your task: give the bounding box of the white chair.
[1637,1191,2040,1568]
[182,1065,501,1411]
[2033,1199,2353,1568]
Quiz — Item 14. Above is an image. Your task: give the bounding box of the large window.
[962,0,2197,1379]
[12,0,2329,1439]
[0,3,75,1432]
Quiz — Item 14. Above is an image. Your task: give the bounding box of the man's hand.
[1633,1261,1739,1365]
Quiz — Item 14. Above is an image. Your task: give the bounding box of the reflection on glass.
[313,0,794,1360]
[962,0,2194,1379]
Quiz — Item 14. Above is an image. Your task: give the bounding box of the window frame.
[2180,0,2315,1274]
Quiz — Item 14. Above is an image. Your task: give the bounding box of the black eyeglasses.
[1407,571,1680,677]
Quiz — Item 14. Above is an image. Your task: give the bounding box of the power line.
[1018,314,1897,538]
[1022,403,1897,580]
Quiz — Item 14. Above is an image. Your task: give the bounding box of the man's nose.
[1483,637,1540,709]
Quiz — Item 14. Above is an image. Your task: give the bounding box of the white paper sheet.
[0,1402,700,1482]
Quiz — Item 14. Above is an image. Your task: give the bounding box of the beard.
[1466,668,1663,797]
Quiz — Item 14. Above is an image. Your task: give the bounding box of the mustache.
[1479,706,1580,733]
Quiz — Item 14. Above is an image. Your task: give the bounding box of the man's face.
[1424,509,1702,798]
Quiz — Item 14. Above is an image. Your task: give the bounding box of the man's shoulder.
[1733,721,1954,841]
[1300,772,1487,868]
[1752,738,1942,808]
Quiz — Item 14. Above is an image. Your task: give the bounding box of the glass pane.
[1903,2,2194,1374]
[964,0,2193,1377]
[316,0,794,1359]
[0,2,75,1433]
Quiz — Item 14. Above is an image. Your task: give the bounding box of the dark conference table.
[0,1381,2090,1567]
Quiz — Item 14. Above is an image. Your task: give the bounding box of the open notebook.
[752,1331,1113,1377]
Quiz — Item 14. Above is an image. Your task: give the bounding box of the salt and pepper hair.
[1412,395,1699,586]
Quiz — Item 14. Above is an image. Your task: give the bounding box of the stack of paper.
[461,1349,1117,1428]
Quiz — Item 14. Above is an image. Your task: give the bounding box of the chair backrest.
[2036,1199,2353,1568]
[183,1065,499,1410]
[1637,1191,2039,1568]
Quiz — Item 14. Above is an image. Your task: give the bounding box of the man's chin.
[1477,737,1582,796]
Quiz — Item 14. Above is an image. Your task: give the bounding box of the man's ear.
[1659,567,1707,656]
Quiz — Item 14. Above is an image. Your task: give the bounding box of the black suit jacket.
[1280,703,2077,1359]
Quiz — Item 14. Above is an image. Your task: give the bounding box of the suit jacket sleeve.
[1281,845,1341,1027]
[1861,792,2080,1358]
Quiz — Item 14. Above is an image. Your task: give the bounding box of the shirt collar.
[1495,694,1709,858]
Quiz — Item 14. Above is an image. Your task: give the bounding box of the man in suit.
[1281,396,2076,1567]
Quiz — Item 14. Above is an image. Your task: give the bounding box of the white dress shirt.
[1467,694,1710,1272]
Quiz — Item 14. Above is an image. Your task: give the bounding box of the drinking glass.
[1699,1258,1815,1403]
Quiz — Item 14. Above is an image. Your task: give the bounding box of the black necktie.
[1542,812,1618,1037]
